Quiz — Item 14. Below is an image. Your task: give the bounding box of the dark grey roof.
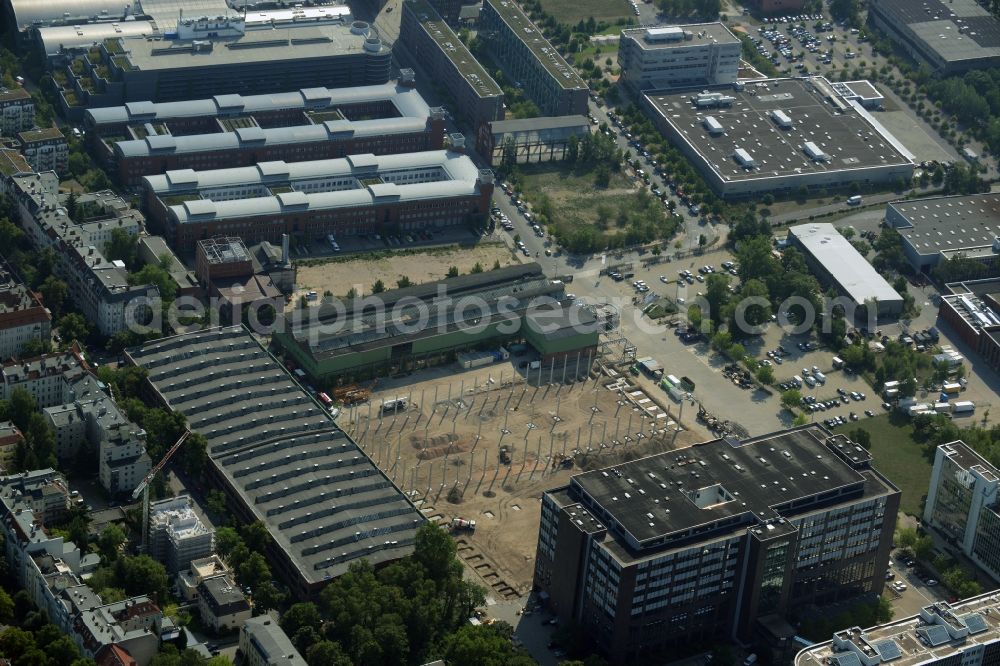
[489,115,590,134]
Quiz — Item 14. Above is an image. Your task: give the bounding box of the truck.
[381,397,408,413]
[952,401,976,415]
[883,380,900,390]
[451,518,477,532]
[792,376,803,388]
[942,382,962,396]
[318,392,333,407]
[884,388,899,400]
[832,356,845,369]
[680,376,696,391]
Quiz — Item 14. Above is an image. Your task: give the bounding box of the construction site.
[339,351,703,600]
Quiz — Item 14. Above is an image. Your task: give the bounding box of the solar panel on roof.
[917,624,951,647]
[874,639,901,661]
[830,653,862,666]
[964,613,989,634]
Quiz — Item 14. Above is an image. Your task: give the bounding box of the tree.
[114,554,170,602]
[215,526,242,560]
[240,520,270,553]
[414,522,459,583]
[39,275,68,317]
[0,587,13,624]
[281,603,322,640]
[756,365,775,385]
[57,313,90,345]
[130,264,177,302]
[372,279,385,294]
[206,489,228,519]
[182,432,208,480]
[237,552,271,590]
[470,262,484,274]
[446,266,459,278]
[305,641,352,666]
[849,428,872,450]
[396,276,412,289]
[105,228,138,269]
[98,524,127,561]
[781,389,803,411]
[47,635,82,666]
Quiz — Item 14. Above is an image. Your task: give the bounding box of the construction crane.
[132,429,191,551]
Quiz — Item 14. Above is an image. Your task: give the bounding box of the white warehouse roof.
[789,222,903,308]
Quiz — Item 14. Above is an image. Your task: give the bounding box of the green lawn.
[538,0,632,25]
[833,415,932,517]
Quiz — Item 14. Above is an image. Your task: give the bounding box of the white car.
[660,275,669,283]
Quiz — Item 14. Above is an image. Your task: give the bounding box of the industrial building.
[938,278,1000,381]
[478,0,589,117]
[797,594,1000,666]
[924,441,1000,582]
[886,193,1000,273]
[85,83,444,186]
[399,0,504,128]
[147,496,214,575]
[618,24,741,93]
[869,0,1000,75]
[54,18,391,115]
[194,237,283,321]
[273,262,601,384]
[534,425,899,664]
[641,77,914,199]
[0,257,51,361]
[140,150,494,251]
[475,115,591,166]
[788,222,904,318]
[125,326,424,599]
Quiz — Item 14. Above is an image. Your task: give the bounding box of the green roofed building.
[272,263,600,384]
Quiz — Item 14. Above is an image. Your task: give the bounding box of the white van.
[744,655,758,666]
[847,195,862,205]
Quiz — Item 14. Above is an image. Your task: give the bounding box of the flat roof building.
[618,24,741,93]
[886,193,1000,273]
[55,19,391,115]
[85,83,444,187]
[938,278,1000,375]
[924,441,1000,583]
[240,616,307,666]
[399,0,504,128]
[273,262,601,384]
[641,77,914,199]
[479,0,589,117]
[475,115,591,166]
[796,593,1000,666]
[535,425,900,664]
[148,496,214,575]
[140,150,494,251]
[125,326,424,599]
[17,127,68,175]
[0,87,34,137]
[789,222,904,318]
[870,0,1000,75]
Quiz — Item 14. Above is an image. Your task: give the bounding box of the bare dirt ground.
[290,243,520,305]
[340,362,702,600]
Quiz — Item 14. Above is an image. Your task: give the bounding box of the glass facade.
[930,456,975,544]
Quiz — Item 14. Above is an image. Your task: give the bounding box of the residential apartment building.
[0,258,51,360]
[0,421,24,473]
[99,428,151,498]
[479,0,589,116]
[5,170,158,335]
[1,468,70,525]
[923,441,1000,581]
[17,128,68,174]
[141,151,494,251]
[177,555,230,602]
[1,349,87,408]
[618,24,741,93]
[534,426,900,664]
[0,87,34,136]
[399,0,505,127]
[797,594,1000,666]
[197,575,251,632]
[148,496,214,574]
[240,616,307,666]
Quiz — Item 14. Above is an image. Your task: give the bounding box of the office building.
[534,425,899,664]
[399,0,505,127]
[797,594,1000,666]
[197,575,251,632]
[273,262,601,383]
[938,278,1000,374]
[5,170,157,336]
[869,0,1000,75]
[0,87,34,136]
[148,496,214,575]
[641,77,915,199]
[886,193,1000,273]
[924,442,1000,581]
[0,258,51,360]
[618,24,741,93]
[125,326,425,599]
[85,83,444,187]
[789,223,904,318]
[479,0,589,116]
[240,616,307,666]
[17,128,68,175]
[141,150,494,251]
[476,115,591,166]
[54,18,391,116]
